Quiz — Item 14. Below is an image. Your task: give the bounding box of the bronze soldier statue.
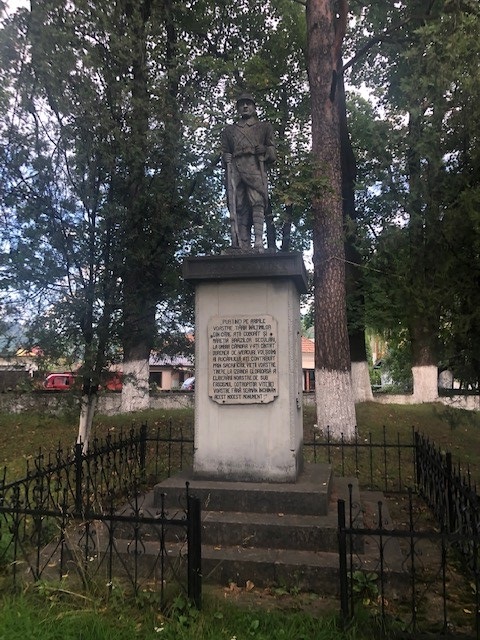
[221,94,276,250]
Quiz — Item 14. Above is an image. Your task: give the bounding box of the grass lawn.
[1,400,479,638]
[0,586,366,640]
[2,400,480,481]
[0,407,194,480]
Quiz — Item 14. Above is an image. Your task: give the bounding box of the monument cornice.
[182,251,308,294]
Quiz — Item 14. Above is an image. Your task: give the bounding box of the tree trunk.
[338,57,373,403]
[121,356,151,412]
[121,293,156,412]
[120,0,156,412]
[407,107,438,402]
[119,0,181,413]
[306,0,356,439]
[410,319,438,402]
[77,394,98,451]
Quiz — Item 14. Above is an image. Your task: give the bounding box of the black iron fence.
[1,422,194,505]
[415,431,480,572]
[305,425,417,493]
[0,424,200,607]
[336,431,480,639]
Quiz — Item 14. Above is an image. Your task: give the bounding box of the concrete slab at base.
[154,463,333,516]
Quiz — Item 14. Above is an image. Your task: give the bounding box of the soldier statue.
[221,94,276,251]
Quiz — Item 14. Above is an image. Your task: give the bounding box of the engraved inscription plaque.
[208,315,278,404]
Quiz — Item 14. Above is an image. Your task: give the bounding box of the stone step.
[198,490,403,592]
[112,475,363,554]
[198,476,362,553]
[112,507,341,553]
[200,510,339,552]
[201,544,341,594]
[154,463,333,516]
[69,483,403,594]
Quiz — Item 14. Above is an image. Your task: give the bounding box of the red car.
[43,373,77,391]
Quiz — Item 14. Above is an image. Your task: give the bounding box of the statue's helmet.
[236,93,256,105]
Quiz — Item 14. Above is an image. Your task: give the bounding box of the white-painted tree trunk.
[77,394,98,451]
[351,360,374,403]
[412,365,438,402]
[315,368,357,440]
[121,358,150,413]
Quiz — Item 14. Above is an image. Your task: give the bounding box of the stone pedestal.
[183,252,307,483]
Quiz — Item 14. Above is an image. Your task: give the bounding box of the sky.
[5,0,28,13]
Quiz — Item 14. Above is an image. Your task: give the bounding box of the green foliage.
[348,0,480,383]
[351,571,379,605]
[0,0,315,383]
[2,0,480,413]
[380,330,413,392]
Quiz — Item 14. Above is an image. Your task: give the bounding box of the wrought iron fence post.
[445,452,455,533]
[139,423,147,482]
[74,442,83,516]
[414,431,421,490]
[11,485,22,588]
[187,493,202,609]
[337,498,349,621]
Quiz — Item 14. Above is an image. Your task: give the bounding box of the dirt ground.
[216,581,340,616]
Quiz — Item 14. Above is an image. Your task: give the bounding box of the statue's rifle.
[226,160,239,247]
[258,153,268,204]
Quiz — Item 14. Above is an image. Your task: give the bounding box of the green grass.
[0,407,194,480]
[0,586,361,640]
[3,401,480,483]
[305,401,480,484]
[357,401,480,485]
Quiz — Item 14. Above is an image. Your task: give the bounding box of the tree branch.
[186,153,221,202]
[342,16,412,74]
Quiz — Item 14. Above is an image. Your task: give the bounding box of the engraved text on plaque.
[208,315,278,404]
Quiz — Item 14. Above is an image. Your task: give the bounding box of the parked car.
[181,376,195,391]
[43,373,77,391]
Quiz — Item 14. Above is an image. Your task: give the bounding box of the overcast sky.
[6,0,29,12]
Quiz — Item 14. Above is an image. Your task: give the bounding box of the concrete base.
[148,464,405,592]
[183,252,308,483]
[154,463,334,516]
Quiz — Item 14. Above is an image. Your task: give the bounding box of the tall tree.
[306,0,356,438]
[0,0,315,434]
[117,0,184,412]
[352,0,480,399]
[0,1,206,442]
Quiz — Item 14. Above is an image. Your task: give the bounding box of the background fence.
[0,424,200,607]
[334,430,480,639]
[305,425,417,492]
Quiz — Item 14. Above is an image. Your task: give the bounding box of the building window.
[149,372,163,388]
[304,369,315,392]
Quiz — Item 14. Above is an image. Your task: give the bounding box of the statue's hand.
[255,145,266,156]
[223,152,232,164]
